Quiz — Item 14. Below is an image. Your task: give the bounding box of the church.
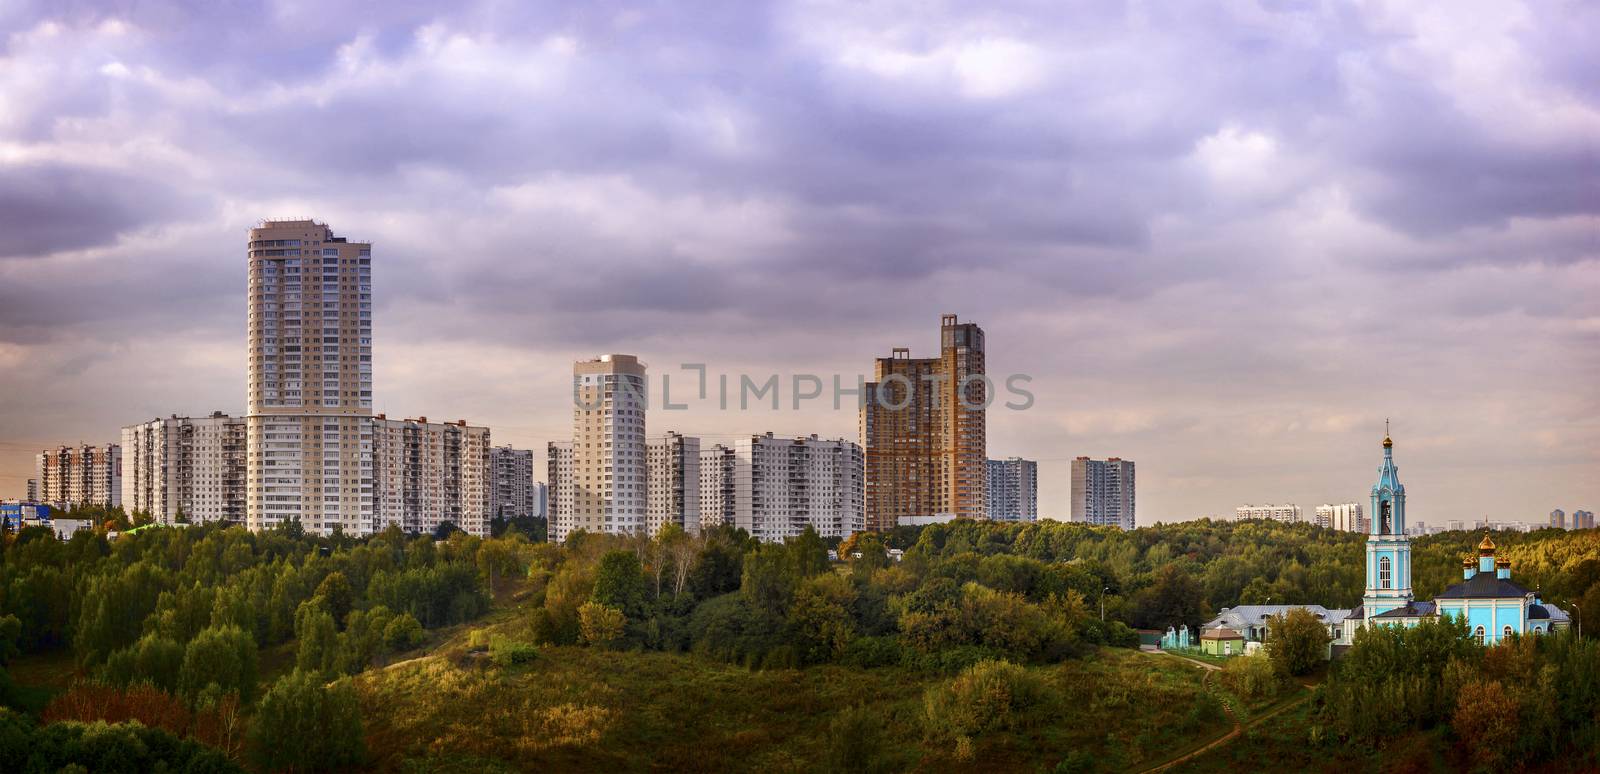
[1335,432,1572,646]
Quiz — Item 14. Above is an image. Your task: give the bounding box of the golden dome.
[1382,436,1393,449]
[1495,557,1510,567]
[1461,557,1474,567]
[1478,532,1496,555]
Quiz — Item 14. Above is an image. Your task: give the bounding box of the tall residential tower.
[549,354,647,542]
[1070,457,1135,530]
[860,315,986,530]
[246,220,374,535]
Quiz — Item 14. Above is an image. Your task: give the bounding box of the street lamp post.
[1100,586,1110,623]
[1574,601,1582,640]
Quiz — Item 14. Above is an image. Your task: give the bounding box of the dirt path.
[1135,651,1310,773]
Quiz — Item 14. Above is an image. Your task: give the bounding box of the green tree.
[295,606,340,677]
[1266,607,1329,676]
[382,613,424,652]
[248,670,367,772]
[179,625,259,702]
[591,550,647,617]
[314,571,354,628]
[578,601,626,649]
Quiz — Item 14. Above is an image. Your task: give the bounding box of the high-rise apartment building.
[646,432,701,535]
[546,441,573,539]
[246,220,374,535]
[1574,510,1596,530]
[35,444,122,509]
[369,416,490,536]
[699,433,864,542]
[1070,457,1135,529]
[1315,503,1366,532]
[861,314,986,531]
[489,445,539,521]
[548,355,647,542]
[985,457,1038,522]
[1236,504,1303,523]
[1549,509,1567,529]
[122,413,246,524]
[25,479,37,502]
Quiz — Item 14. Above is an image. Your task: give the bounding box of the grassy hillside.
[354,616,1225,772]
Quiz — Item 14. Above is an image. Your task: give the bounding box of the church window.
[1503,625,1513,640]
[1379,556,1392,589]
[1475,625,1485,645]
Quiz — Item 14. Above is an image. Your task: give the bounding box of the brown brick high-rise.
[860,315,986,531]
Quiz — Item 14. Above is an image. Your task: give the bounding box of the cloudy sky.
[1,0,1595,525]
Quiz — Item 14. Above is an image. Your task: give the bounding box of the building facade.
[25,479,38,502]
[1316,502,1366,532]
[35,444,122,509]
[985,457,1038,522]
[1549,509,1566,529]
[121,413,246,524]
[646,432,701,535]
[1575,510,1596,530]
[246,220,374,535]
[549,355,647,542]
[488,445,539,521]
[1235,503,1303,523]
[699,433,864,542]
[1070,457,1135,529]
[860,315,986,531]
[369,416,490,537]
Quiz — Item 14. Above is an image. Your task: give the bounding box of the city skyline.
[2,2,1596,526]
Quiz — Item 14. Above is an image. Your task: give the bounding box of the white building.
[646,432,701,535]
[369,416,491,537]
[1070,457,1135,529]
[121,413,247,524]
[1236,503,1303,523]
[489,445,540,520]
[36,444,122,510]
[547,441,574,539]
[1315,502,1366,532]
[245,220,374,536]
[985,457,1038,522]
[699,433,864,542]
[548,354,648,542]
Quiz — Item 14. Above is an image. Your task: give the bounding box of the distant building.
[646,432,701,535]
[546,441,573,539]
[860,315,986,531]
[985,457,1038,522]
[699,433,864,542]
[1204,605,1349,645]
[36,444,122,509]
[1316,503,1366,532]
[1236,504,1302,523]
[25,479,38,501]
[488,445,539,521]
[369,416,491,537]
[1070,457,1135,530]
[549,354,648,542]
[1574,510,1596,530]
[1550,509,1567,529]
[121,413,247,525]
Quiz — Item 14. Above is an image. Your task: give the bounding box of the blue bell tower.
[1364,425,1413,616]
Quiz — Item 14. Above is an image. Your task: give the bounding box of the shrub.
[490,636,538,667]
[922,659,1055,743]
[841,636,904,669]
[1220,652,1286,701]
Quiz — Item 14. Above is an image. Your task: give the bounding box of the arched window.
[1475,625,1486,645]
[1503,625,1514,641]
[1379,556,1392,589]
[1534,626,1544,635]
